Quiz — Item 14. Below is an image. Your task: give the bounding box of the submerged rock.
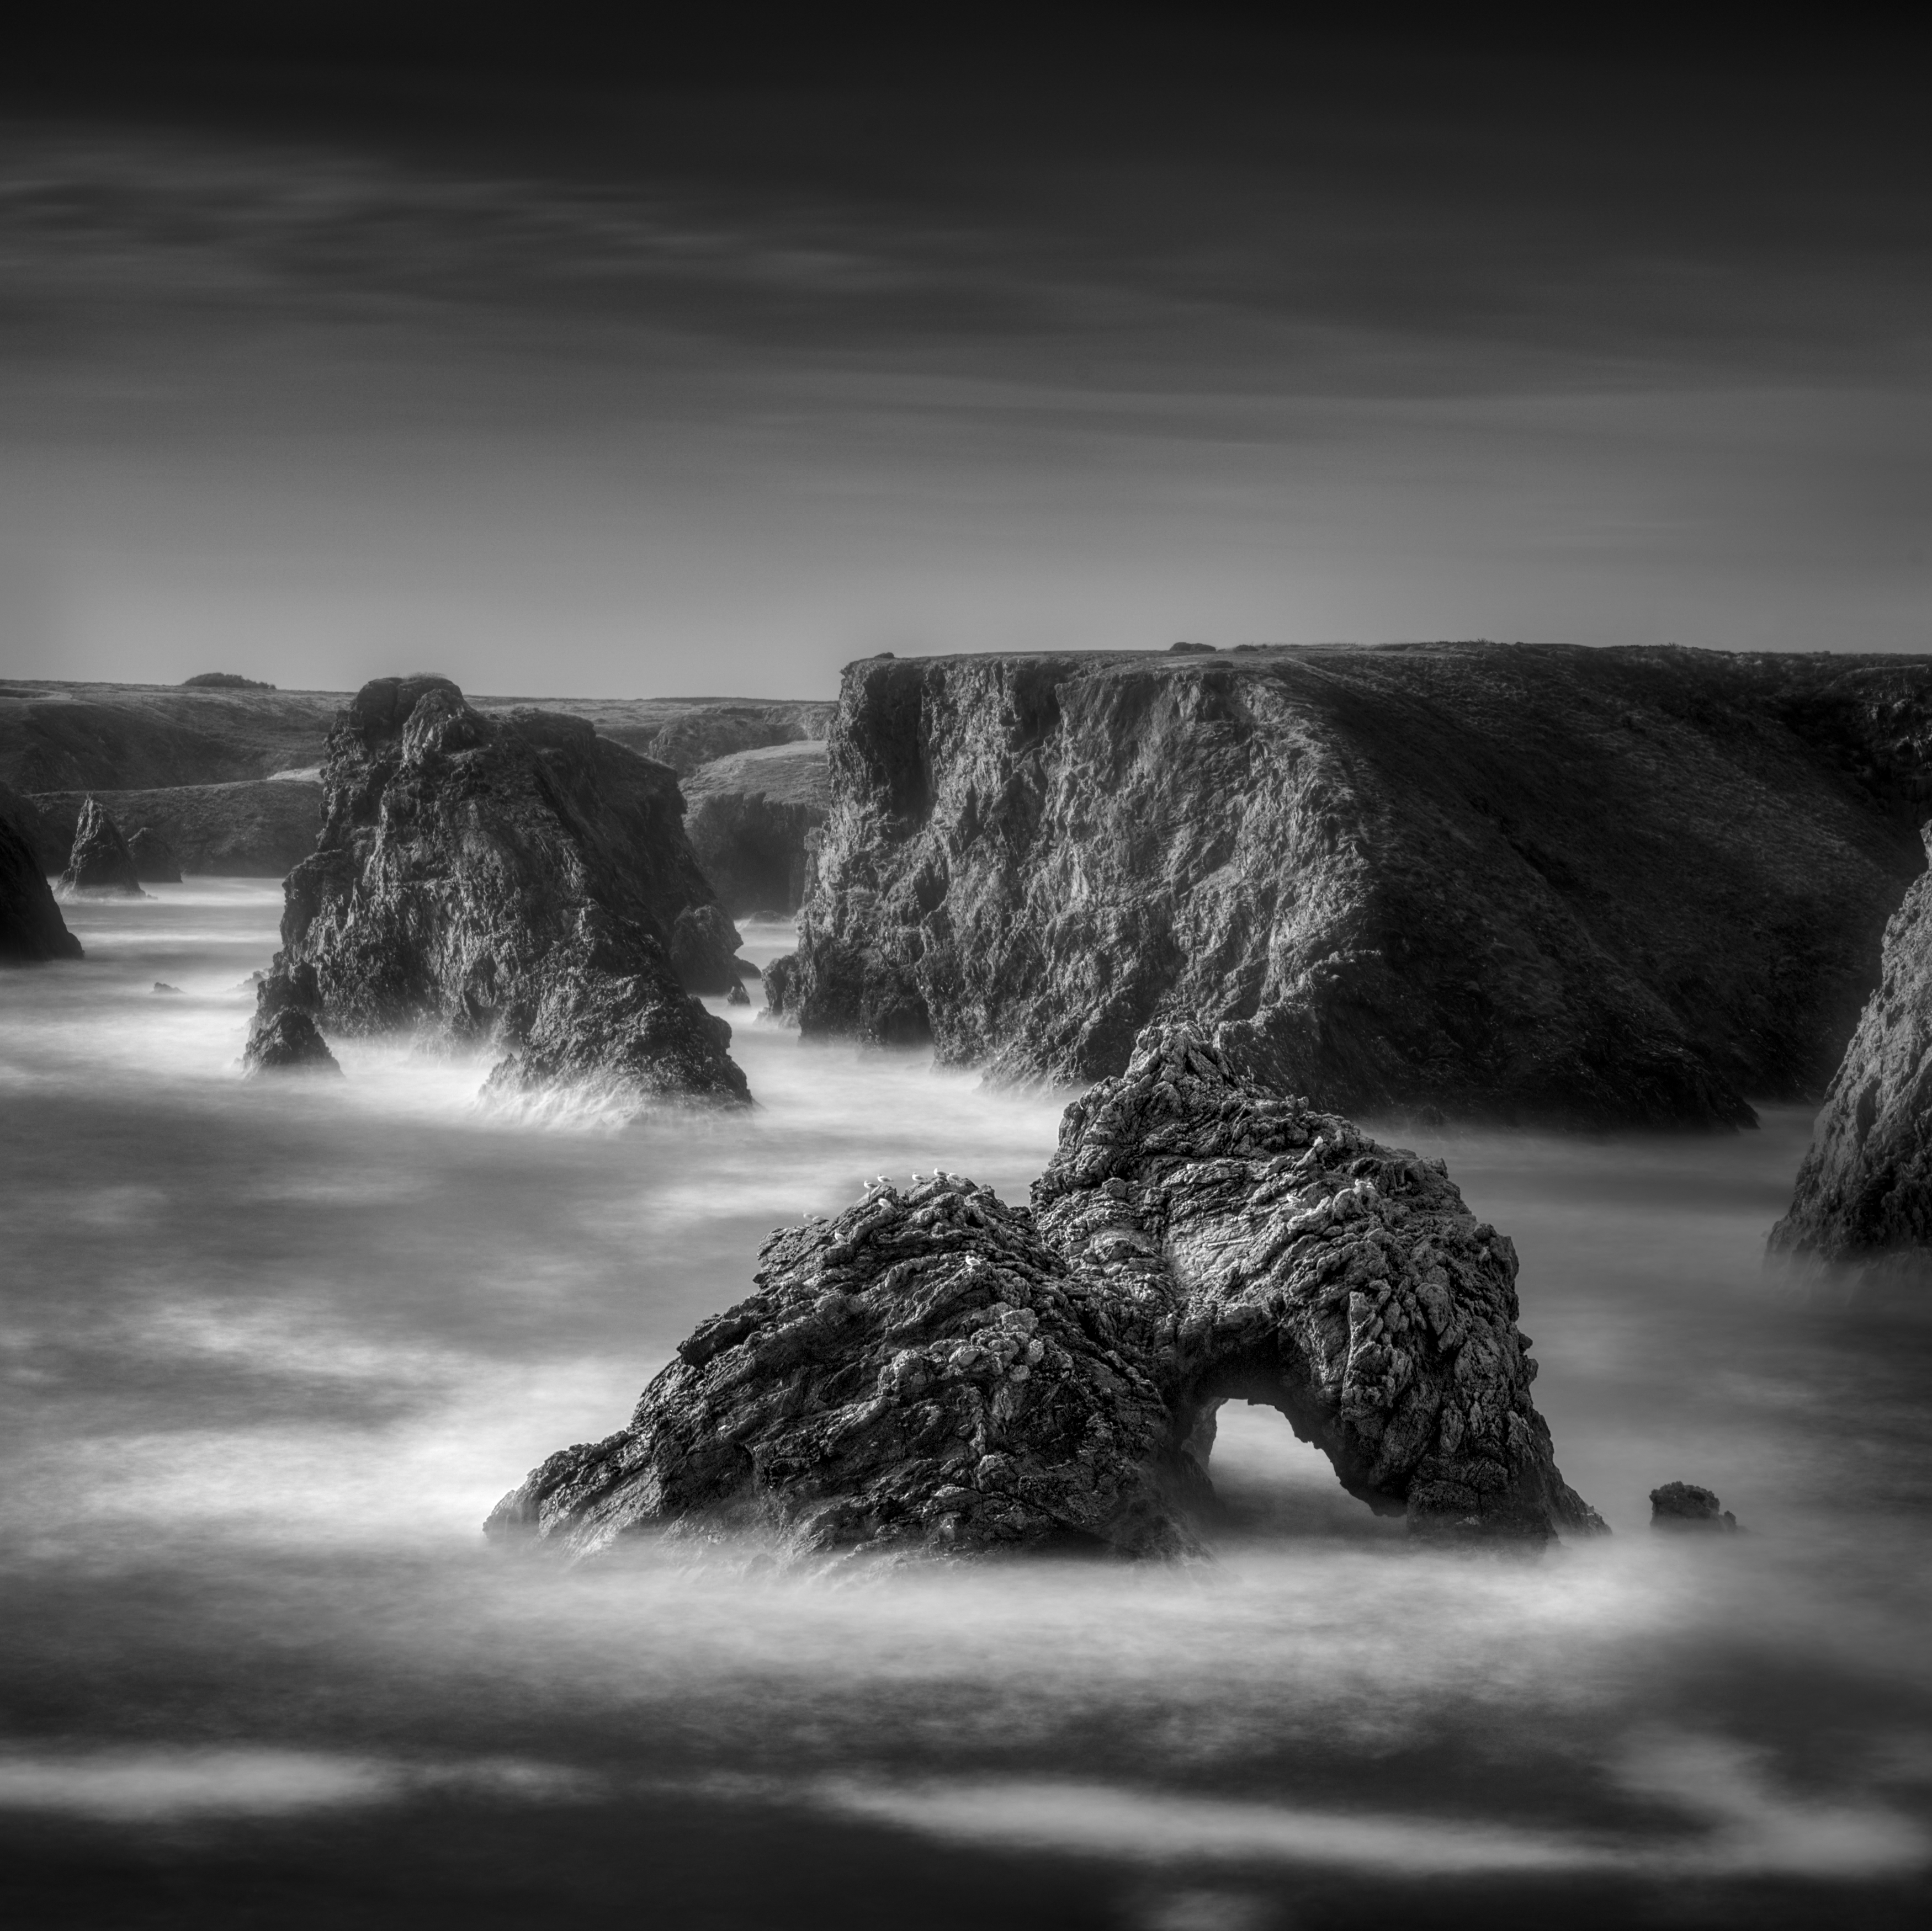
[127,827,182,884]
[0,807,83,963]
[247,675,747,1110]
[1649,1482,1738,1531]
[57,797,145,898]
[489,1023,1602,1561]
[1769,829,1932,1291]
[776,646,1932,1128]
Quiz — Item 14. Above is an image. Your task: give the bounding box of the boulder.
[127,827,182,884]
[1649,1482,1738,1531]
[487,1023,1601,1561]
[774,645,1932,1128]
[247,675,748,1111]
[0,810,83,963]
[57,797,145,897]
[1769,827,1932,1288]
[682,739,831,916]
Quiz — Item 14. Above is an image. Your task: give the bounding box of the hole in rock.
[1193,1400,1408,1542]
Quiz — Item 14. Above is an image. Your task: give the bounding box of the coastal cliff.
[682,738,830,916]
[773,644,1932,1128]
[248,675,748,1108]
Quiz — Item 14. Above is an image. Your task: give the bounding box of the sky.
[1,9,1928,698]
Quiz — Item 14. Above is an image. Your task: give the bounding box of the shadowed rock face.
[488,1024,1600,1561]
[248,675,748,1110]
[57,797,145,898]
[0,808,82,963]
[682,739,831,916]
[773,645,1932,1128]
[126,827,182,885]
[1770,828,1932,1289]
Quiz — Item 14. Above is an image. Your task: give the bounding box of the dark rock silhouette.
[488,1024,1601,1561]
[127,827,182,884]
[668,902,747,997]
[244,1008,341,1076]
[772,645,1932,1128]
[726,979,751,1007]
[1769,827,1932,1289]
[1649,1482,1738,1531]
[152,982,180,994]
[27,781,323,877]
[247,675,748,1111]
[683,739,830,916]
[1,808,83,963]
[57,797,145,898]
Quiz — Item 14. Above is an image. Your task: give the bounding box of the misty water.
[5,886,1932,1929]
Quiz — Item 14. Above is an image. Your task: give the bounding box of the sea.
[3,882,1930,1929]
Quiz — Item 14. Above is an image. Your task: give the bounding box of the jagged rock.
[487,1023,1601,1561]
[668,902,746,997]
[0,808,83,963]
[1649,1481,1738,1531]
[127,827,182,884]
[726,980,751,1007]
[57,797,145,898]
[1769,828,1932,1289]
[775,645,1932,1127]
[243,1007,341,1075]
[682,739,831,916]
[247,675,748,1111]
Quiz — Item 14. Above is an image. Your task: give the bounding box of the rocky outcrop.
[126,827,182,884]
[249,675,748,1109]
[772,645,1932,1129]
[667,902,747,997]
[1649,1482,1738,1531]
[1,809,82,963]
[27,780,324,877]
[682,739,831,916]
[57,798,145,897]
[243,1007,341,1075]
[1769,828,1932,1287]
[488,1024,1601,1561]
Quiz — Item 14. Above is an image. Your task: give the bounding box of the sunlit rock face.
[1770,828,1932,1289]
[773,644,1932,1128]
[56,796,146,898]
[247,675,748,1109]
[489,1024,1601,1560]
[0,805,82,963]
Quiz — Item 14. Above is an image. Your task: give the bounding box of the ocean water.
[3,884,1931,1930]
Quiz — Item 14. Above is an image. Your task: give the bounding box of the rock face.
[1769,829,1932,1286]
[682,739,831,916]
[488,1024,1601,1560]
[773,645,1932,1128]
[27,780,324,877]
[1649,1481,1738,1531]
[249,675,748,1109]
[0,809,83,963]
[126,827,183,884]
[57,797,145,897]
[667,902,747,997]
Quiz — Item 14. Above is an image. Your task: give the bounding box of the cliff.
[251,675,749,1109]
[0,807,82,963]
[773,644,1932,1128]
[682,739,831,916]
[488,1024,1601,1560]
[1769,829,1932,1288]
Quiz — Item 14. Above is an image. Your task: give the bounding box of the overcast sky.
[1,12,1926,696]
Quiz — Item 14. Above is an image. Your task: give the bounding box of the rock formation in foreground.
[682,738,831,916]
[1,808,83,963]
[773,645,1932,1129]
[57,797,145,898]
[1769,828,1932,1288]
[26,780,323,877]
[249,675,748,1109]
[488,1025,1602,1561]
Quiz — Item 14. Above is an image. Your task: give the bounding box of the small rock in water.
[726,980,751,1006]
[1649,1481,1739,1531]
[152,982,181,994]
[244,1007,342,1077]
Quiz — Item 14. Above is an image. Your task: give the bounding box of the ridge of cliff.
[772,643,1932,1128]
[487,1023,1601,1561]
[248,675,749,1109]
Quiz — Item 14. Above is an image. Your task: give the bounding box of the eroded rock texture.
[1,806,82,963]
[247,675,748,1109]
[57,797,145,898]
[489,1025,1600,1561]
[773,646,1932,1127]
[1769,829,1932,1287]
[683,739,831,916]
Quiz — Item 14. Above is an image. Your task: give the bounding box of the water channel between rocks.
[4,883,1931,1929]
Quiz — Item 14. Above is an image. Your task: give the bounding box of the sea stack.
[247,675,749,1110]
[57,797,145,898]
[488,1023,1602,1561]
